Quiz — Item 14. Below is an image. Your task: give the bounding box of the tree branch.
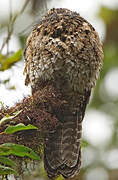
[0,85,68,147]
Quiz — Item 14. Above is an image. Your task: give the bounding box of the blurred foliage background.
[0,0,118,180]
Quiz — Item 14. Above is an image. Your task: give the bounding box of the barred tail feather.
[44,113,82,179]
[44,91,91,178]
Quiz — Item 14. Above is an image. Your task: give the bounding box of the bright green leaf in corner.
[0,143,40,161]
[0,165,16,175]
[0,115,15,126]
[0,110,22,126]
[0,49,22,71]
[5,123,38,134]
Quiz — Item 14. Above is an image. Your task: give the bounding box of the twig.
[0,0,30,55]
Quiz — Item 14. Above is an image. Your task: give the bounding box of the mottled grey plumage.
[24,8,103,179]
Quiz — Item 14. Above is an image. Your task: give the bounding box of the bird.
[24,8,103,179]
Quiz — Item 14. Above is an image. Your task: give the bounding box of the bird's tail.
[44,111,82,179]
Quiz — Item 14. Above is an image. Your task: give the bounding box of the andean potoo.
[24,8,103,179]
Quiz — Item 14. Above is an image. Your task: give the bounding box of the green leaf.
[0,115,15,126]
[0,110,22,126]
[81,140,89,148]
[0,143,40,160]
[5,123,38,134]
[0,165,16,175]
[0,49,22,71]
[0,156,16,167]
